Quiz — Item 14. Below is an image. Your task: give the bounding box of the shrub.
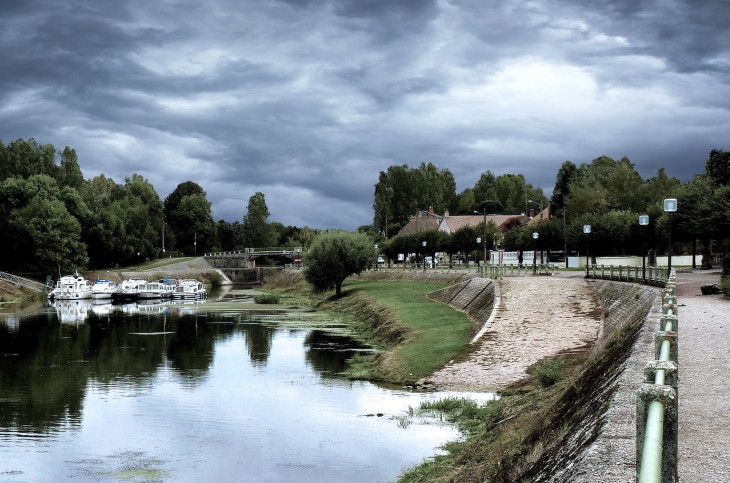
[207,271,223,287]
[530,356,570,388]
[254,293,281,304]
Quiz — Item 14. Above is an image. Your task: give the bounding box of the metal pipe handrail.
[637,271,678,483]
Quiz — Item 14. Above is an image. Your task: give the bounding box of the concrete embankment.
[524,280,661,483]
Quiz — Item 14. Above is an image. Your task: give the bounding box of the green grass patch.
[254,293,281,304]
[529,356,570,388]
[332,280,474,384]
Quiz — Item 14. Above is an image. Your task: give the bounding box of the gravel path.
[423,273,602,392]
[676,269,730,482]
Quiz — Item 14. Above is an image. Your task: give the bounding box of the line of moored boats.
[47,273,207,301]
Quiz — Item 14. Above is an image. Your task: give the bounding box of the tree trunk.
[335,281,342,297]
[700,237,712,269]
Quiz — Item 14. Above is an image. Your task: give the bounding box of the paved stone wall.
[425,278,496,336]
[527,280,660,483]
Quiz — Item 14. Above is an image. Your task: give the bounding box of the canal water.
[0,295,486,482]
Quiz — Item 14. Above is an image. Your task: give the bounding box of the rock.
[700,284,723,295]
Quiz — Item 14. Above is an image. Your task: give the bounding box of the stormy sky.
[1,0,728,230]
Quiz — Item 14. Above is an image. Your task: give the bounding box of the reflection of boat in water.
[48,273,92,300]
[52,299,92,324]
[172,280,207,300]
[118,302,139,315]
[91,279,117,299]
[137,299,171,315]
[91,300,114,316]
[137,280,175,299]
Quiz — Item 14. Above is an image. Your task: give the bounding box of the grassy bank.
[325,280,474,384]
[264,273,474,385]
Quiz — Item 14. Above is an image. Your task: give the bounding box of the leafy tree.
[706,149,730,187]
[373,163,457,235]
[284,226,320,250]
[242,192,273,247]
[550,161,577,215]
[304,231,376,297]
[0,138,58,180]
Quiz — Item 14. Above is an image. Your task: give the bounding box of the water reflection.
[0,301,477,482]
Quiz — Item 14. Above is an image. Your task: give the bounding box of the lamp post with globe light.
[639,215,649,283]
[532,232,539,274]
[663,199,677,273]
[583,225,591,269]
[422,241,427,271]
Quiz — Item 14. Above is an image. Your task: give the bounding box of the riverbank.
[264,270,480,385]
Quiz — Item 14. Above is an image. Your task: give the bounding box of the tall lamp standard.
[474,210,488,265]
[664,198,677,273]
[532,232,539,274]
[137,251,140,270]
[639,215,649,283]
[374,244,378,271]
[583,225,591,269]
[422,241,427,271]
[476,237,482,271]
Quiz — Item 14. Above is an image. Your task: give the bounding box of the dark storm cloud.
[1,0,729,229]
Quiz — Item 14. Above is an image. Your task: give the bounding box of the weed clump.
[254,293,281,304]
[207,271,223,287]
[530,356,571,388]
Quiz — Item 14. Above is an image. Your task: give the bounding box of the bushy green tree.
[242,192,273,247]
[304,231,377,296]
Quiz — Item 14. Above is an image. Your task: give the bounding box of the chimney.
[444,210,449,218]
[529,209,535,219]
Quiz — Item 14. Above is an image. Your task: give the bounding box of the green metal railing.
[636,271,678,483]
[584,264,669,287]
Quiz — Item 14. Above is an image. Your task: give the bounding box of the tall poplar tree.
[242,192,273,247]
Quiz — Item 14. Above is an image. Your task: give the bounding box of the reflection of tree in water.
[166,315,236,381]
[240,323,277,366]
[0,314,90,434]
[303,330,366,378]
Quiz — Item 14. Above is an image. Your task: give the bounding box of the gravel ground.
[676,269,730,482]
[422,272,602,391]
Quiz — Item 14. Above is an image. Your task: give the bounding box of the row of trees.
[0,138,320,274]
[371,152,730,265]
[372,163,548,237]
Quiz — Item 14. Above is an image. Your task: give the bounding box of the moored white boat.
[113,278,146,301]
[137,280,175,299]
[171,279,207,300]
[91,279,117,299]
[48,273,92,300]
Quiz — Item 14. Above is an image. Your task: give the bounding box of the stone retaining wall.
[526,280,661,483]
[425,278,495,336]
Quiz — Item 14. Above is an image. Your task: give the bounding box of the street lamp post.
[476,237,481,272]
[137,251,140,270]
[374,244,378,271]
[563,209,568,268]
[422,241,427,271]
[194,232,197,256]
[532,232,539,274]
[639,215,649,283]
[474,210,488,266]
[664,198,677,273]
[583,225,591,269]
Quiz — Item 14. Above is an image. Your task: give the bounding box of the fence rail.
[584,264,669,287]
[637,271,678,483]
[0,271,48,292]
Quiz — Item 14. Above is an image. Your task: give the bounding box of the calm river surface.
[0,294,488,482]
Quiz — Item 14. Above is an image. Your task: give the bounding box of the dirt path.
[676,269,730,482]
[421,274,602,392]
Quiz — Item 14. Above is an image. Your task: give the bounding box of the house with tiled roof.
[526,206,550,225]
[438,211,526,234]
[397,207,444,235]
[397,207,529,237]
